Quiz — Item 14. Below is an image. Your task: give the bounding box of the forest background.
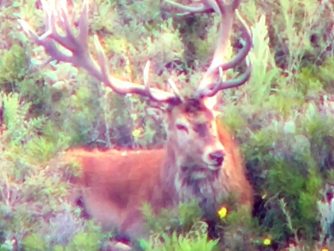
[1,0,334,250]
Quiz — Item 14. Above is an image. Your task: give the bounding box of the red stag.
[21,0,253,239]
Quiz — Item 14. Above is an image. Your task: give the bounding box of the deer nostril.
[209,150,225,165]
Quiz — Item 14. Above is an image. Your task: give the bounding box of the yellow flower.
[218,206,228,219]
[321,248,329,251]
[132,128,142,139]
[263,238,271,246]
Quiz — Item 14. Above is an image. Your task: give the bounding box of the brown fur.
[66,113,252,238]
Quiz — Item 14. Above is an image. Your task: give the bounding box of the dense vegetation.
[1,0,334,250]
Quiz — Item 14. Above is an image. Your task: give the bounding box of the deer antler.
[167,0,252,98]
[19,0,181,105]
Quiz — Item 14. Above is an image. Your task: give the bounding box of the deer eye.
[193,123,207,137]
[176,124,189,133]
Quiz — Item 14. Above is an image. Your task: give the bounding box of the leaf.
[248,15,279,104]
[22,233,47,251]
[283,120,296,134]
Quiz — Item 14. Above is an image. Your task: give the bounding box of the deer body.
[68,102,252,237]
[69,149,167,235]
[22,0,253,241]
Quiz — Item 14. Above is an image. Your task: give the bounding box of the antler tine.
[165,0,240,16]
[166,0,251,99]
[20,0,180,105]
[195,0,251,98]
[197,9,252,97]
[141,61,182,103]
[165,0,212,15]
[198,58,251,98]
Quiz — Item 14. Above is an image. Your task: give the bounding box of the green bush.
[142,222,219,251]
[1,0,334,250]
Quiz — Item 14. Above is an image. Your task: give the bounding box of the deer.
[20,0,253,241]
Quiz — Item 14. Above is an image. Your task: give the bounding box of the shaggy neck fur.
[161,137,229,214]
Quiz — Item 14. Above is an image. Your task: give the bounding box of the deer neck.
[161,137,226,212]
[158,140,179,206]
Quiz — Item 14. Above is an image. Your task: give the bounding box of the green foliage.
[267,164,321,237]
[186,15,220,64]
[2,92,45,145]
[1,92,69,164]
[0,44,27,91]
[24,137,62,163]
[0,0,334,250]
[224,206,256,230]
[270,0,330,70]
[247,15,279,104]
[142,222,218,251]
[318,57,334,91]
[0,240,15,251]
[295,57,334,96]
[62,227,102,251]
[239,101,332,244]
[296,67,324,97]
[220,206,260,250]
[142,200,202,234]
[22,233,47,251]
